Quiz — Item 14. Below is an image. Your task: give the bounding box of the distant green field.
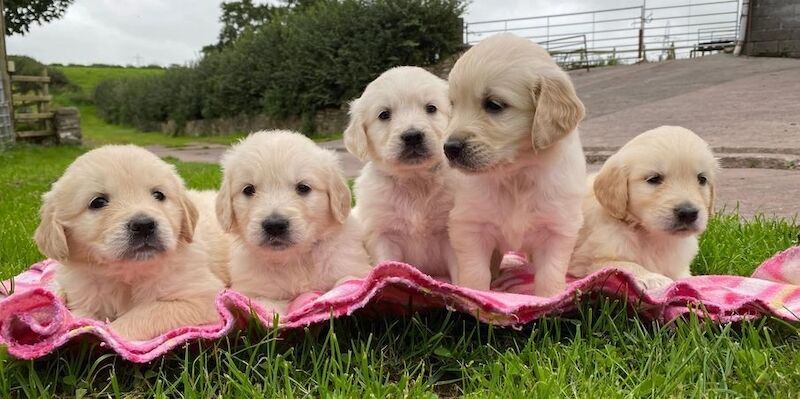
[56,66,164,94]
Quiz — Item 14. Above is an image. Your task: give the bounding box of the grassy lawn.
[0,145,799,396]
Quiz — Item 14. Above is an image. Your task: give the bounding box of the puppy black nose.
[261,215,290,237]
[400,130,424,146]
[128,215,157,237]
[444,138,465,160]
[674,204,699,224]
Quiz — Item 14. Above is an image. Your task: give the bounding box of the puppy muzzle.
[444,136,486,173]
[666,203,702,234]
[397,129,431,164]
[260,214,295,250]
[122,214,166,260]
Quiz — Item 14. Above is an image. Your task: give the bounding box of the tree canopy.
[4,0,74,35]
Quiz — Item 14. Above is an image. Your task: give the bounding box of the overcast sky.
[7,0,724,66]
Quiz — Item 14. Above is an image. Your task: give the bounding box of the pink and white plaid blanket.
[1,246,799,363]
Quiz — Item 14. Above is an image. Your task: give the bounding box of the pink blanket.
[1,246,799,363]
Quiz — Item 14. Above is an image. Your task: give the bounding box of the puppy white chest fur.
[54,268,133,320]
[230,217,369,306]
[630,231,698,278]
[451,132,586,251]
[354,163,454,276]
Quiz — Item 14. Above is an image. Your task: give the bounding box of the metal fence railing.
[464,0,741,70]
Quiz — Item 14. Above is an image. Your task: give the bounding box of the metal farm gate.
[464,0,742,70]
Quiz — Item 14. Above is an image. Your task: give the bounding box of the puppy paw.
[109,319,152,341]
[530,279,567,298]
[254,298,287,316]
[637,273,673,291]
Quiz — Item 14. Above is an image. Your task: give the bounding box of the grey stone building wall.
[744,0,800,58]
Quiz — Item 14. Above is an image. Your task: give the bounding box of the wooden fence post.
[0,0,15,146]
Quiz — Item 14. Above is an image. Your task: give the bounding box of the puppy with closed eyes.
[218,130,371,314]
[444,33,587,296]
[570,126,718,289]
[34,146,229,341]
[345,66,457,278]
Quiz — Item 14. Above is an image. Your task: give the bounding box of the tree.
[213,0,322,49]
[4,0,74,35]
[216,0,275,48]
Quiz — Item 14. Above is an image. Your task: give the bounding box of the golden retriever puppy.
[444,33,587,296]
[570,126,718,289]
[218,130,371,314]
[345,66,457,278]
[34,146,229,341]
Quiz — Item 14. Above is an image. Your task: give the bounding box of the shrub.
[93,0,466,133]
[8,54,73,91]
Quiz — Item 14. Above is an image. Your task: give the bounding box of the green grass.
[57,66,164,95]
[0,145,799,396]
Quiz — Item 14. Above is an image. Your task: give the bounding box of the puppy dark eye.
[89,196,108,210]
[483,99,504,114]
[698,174,708,186]
[646,174,664,185]
[243,184,256,197]
[378,110,391,121]
[296,183,311,196]
[152,191,166,201]
[425,104,437,114]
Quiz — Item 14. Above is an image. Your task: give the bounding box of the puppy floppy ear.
[531,71,585,150]
[326,162,352,224]
[707,177,717,217]
[34,193,68,261]
[178,191,199,244]
[215,175,237,233]
[344,99,370,161]
[593,162,629,220]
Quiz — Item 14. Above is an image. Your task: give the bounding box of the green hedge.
[94,0,465,133]
[9,55,73,91]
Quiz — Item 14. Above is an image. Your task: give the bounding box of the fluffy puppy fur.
[444,33,587,296]
[218,130,371,314]
[345,66,457,277]
[34,146,229,341]
[570,126,718,289]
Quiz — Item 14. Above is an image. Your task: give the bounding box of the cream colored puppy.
[444,33,587,296]
[34,146,229,341]
[570,126,718,289]
[218,130,371,314]
[345,66,457,278]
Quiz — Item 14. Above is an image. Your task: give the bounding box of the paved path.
[572,54,800,150]
[146,54,799,220]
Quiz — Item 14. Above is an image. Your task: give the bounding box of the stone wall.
[54,107,82,145]
[744,0,800,58]
[162,107,349,138]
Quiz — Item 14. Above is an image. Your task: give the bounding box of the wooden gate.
[11,69,54,139]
